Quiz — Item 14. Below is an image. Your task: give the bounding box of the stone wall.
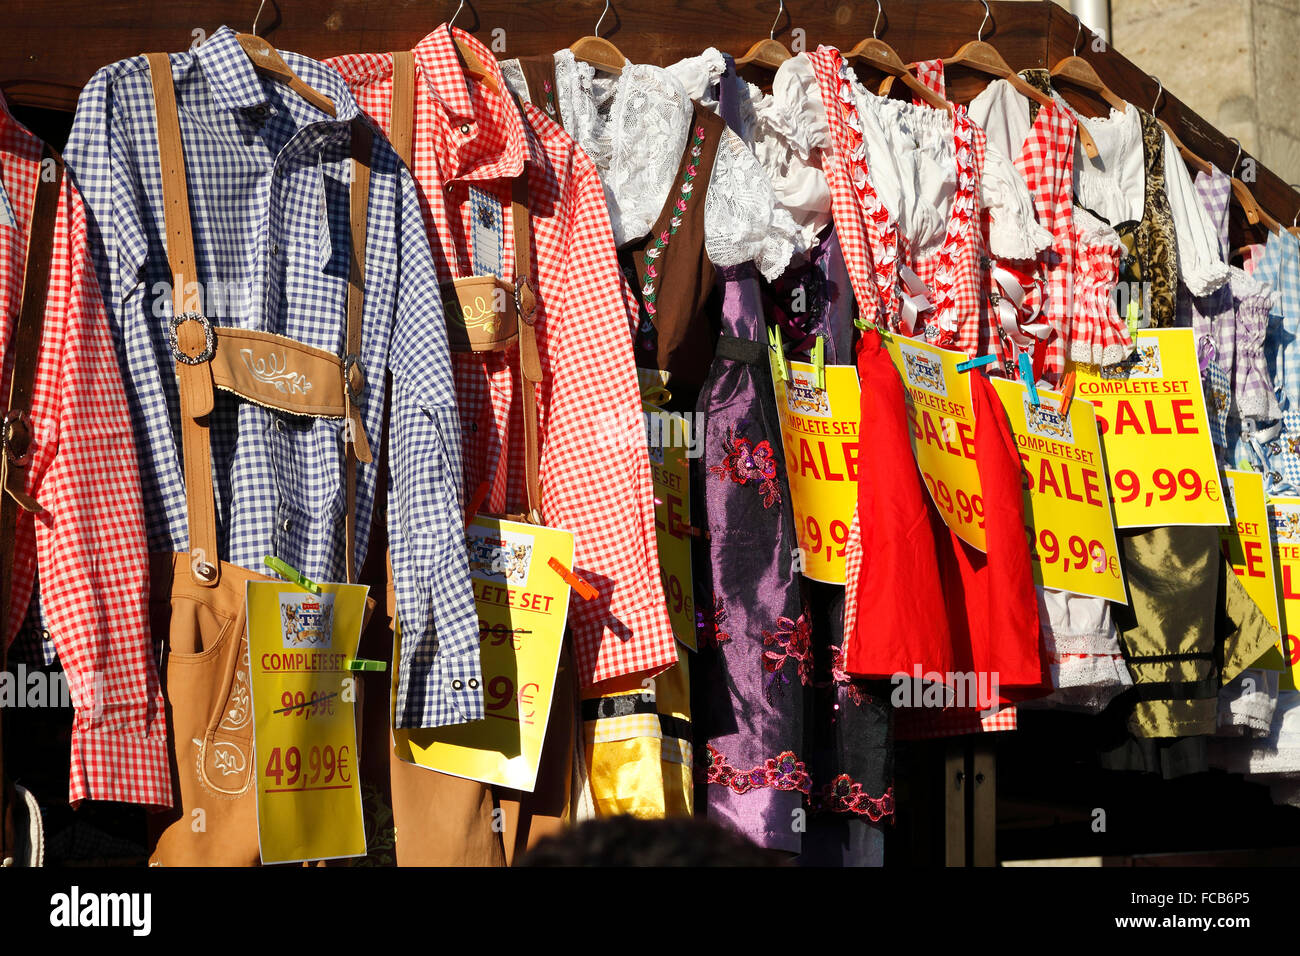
[1110,0,1300,185]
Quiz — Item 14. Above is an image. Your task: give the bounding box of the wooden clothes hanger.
[735,0,792,74]
[570,0,628,75]
[1050,18,1128,116]
[1227,137,1281,234]
[1289,184,1300,239]
[939,0,1055,112]
[235,0,336,116]
[446,0,500,93]
[847,1,952,116]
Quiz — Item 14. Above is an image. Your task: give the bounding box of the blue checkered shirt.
[63,26,484,728]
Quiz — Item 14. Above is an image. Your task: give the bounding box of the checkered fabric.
[327,26,677,690]
[1204,361,1231,459]
[1259,229,1300,409]
[1,94,171,807]
[63,26,482,730]
[895,704,1018,739]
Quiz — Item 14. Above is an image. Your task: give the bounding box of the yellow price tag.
[772,360,861,583]
[1269,497,1300,689]
[247,580,369,865]
[393,516,576,791]
[646,406,696,651]
[1222,472,1285,674]
[991,378,1125,602]
[884,336,987,551]
[1072,329,1227,528]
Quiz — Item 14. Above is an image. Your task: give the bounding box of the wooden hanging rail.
[3,0,1297,235]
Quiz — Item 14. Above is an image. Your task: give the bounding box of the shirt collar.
[196,25,356,124]
[411,24,533,180]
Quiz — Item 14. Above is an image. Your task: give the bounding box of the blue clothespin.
[812,336,826,389]
[263,556,321,594]
[956,354,997,374]
[1018,353,1041,406]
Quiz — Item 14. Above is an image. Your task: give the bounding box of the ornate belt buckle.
[168,312,216,365]
[343,353,365,403]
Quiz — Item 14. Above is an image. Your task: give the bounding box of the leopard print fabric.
[1125,109,1178,327]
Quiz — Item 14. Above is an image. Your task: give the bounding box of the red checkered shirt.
[327,27,677,688]
[0,95,171,807]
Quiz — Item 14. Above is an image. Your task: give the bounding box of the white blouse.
[543,49,799,281]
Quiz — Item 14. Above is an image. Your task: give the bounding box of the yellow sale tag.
[646,405,696,651]
[1072,329,1227,528]
[1223,472,1284,673]
[991,378,1125,602]
[1268,497,1300,688]
[393,516,575,791]
[247,580,369,865]
[772,360,861,583]
[884,337,987,551]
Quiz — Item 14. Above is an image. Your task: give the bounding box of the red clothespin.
[548,557,597,601]
[464,481,491,529]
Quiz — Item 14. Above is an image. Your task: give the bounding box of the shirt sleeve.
[19,141,172,808]
[548,164,678,688]
[704,127,802,281]
[981,143,1054,261]
[387,166,485,729]
[1162,130,1230,296]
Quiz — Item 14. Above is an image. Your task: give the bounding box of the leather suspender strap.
[146,53,373,586]
[344,119,372,584]
[0,144,62,864]
[511,174,542,520]
[148,52,221,587]
[390,51,415,169]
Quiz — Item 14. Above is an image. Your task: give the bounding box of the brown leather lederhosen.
[384,51,574,866]
[511,55,563,126]
[0,143,62,867]
[620,102,726,396]
[142,53,375,865]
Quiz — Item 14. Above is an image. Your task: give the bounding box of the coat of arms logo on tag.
[467,526,535,585]
[1102,340,1162,380]
[1023,396,1073,442]
[279,592,335,648]
[785,369,832,417]
[898,343,947,396]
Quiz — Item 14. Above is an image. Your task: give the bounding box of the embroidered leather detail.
[542,79,557,119]
[762,612,813,701]
[240,348,313,396]
[703,745,812,795]
[709,425,781,507]
[811,776,895,820]
[637,124,705,353]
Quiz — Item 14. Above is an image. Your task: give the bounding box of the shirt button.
[275,418,287,433]
[280,517,292,533]
[452,679,464,690]
[468,678,479,689]
[459,124,471,135]
[276,167,286,178]
[271,242,280,256]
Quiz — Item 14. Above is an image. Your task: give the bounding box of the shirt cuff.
[69,722,174,809]
[394,646,486,729]
[573,602,679,690]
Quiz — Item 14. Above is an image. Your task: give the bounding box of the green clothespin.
[1237,458,1255,472]
[1125,299,1141,339]
[346,659,387,672]
[768,325,790,382]
[853,315,870,331]
[263,556,321,594]
[812,336,826,389]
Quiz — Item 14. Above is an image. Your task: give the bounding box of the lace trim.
[636,122,705,353]
[810,776,896,820]
[703,745,813,795]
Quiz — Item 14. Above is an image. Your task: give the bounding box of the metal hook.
[1150,75,1163,114]
[771,0,785,40]
[1073,17,1084,56]
[449,0,465,29]
[976,0,991,43]
[874,0,883,39]
[253,0,267,36]
[1291,185,1300,227]
[1229,137,1243,176]
[596,0,611,38]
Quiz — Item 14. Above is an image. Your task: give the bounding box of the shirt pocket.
[267,414,344,522]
